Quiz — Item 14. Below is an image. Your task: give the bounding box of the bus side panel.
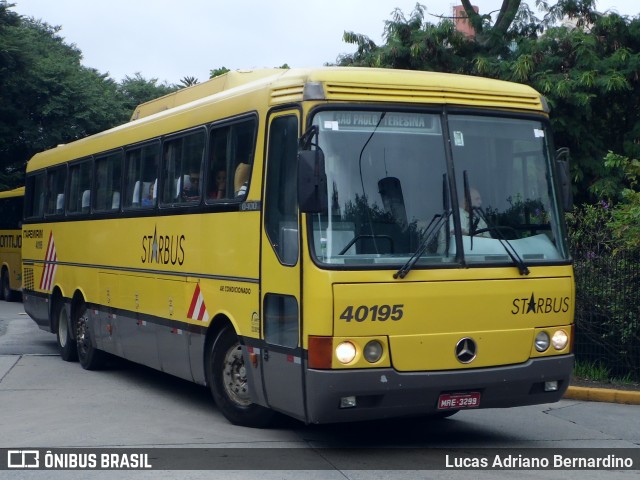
[106,273,160,369]
[189,331,207,386]
[0,231,22,292]
[23,290,51,331]
[92,274,119,358]
[22,259,51,331]
[154,278,192,381]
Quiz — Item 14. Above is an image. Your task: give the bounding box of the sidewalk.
[564,385,640,405]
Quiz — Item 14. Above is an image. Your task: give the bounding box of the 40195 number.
[339,304,404,322]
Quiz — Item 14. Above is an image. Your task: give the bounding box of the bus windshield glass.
[308,109,568,268]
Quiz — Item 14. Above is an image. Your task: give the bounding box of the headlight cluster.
[335,340,384,365]
[534,329,569,352]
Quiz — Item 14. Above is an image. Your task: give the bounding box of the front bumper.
[305,354,573,424]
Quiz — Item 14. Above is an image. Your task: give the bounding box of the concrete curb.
[564,386,640,405]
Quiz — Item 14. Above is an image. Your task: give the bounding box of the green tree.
[117,73,177,113]
[600,152,640,251]
[339,1,640,203]
[210,67,230,78]
[179,76,199,87]
[0,3,127,188]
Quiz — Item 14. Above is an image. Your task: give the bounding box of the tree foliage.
[118,73,177,114]
[210,67,230,79]
[339,0,640,204]
[0,1,179,190]
[180,76,199,87]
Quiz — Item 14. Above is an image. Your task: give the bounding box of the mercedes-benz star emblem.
[455,337,477,364]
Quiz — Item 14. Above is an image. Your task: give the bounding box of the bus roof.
[130,69,286,121]
[0,186,25,199]
[27,67,546,173]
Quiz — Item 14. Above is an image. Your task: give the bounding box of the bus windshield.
[308,109,568,268]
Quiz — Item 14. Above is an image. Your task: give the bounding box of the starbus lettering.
[141,226,185,265]
[511,293,570,315]
[0,234,21,249]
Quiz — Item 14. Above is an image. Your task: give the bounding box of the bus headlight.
[535,331,550,352]
[336,341,357,364]
[551,330,569,350]
[363,340,383,363]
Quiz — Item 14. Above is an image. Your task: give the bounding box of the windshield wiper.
[395,173,451,279]
[394,211,449,279]
[473,206,530,276]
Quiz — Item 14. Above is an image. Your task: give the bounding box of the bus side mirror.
[556,147,573,212]
[298,150,328,214]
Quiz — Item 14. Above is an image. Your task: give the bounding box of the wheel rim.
[58,307,69,347]
[222,343,251,406]
[76,312,90,359]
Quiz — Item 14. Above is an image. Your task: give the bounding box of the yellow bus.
[22,67,574,426]
[0,186,24,302]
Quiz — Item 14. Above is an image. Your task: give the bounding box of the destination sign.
[320,112,439,133]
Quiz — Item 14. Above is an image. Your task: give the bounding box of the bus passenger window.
[206,126,230,201]
[45,167,66,216]
[67,160,92,215]
[161,131,205,206]
[25,173,46,219]
[205,118,256,204]
[94,151,123,212]
[124,142,160,209]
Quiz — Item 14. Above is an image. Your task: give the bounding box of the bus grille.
[23,267,34,291]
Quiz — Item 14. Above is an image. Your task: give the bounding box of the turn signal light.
[308,336,333,369]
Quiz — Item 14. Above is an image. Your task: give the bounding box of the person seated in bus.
[234,163,250,198]
[456,187,489,237]
[435,187,490,254]
[208,168,227,200]
[182,172,201,201]
[141,181,155,207]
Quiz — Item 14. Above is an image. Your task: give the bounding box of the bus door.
[259,111,305,420]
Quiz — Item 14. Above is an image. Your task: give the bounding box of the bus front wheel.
[54,300,78,362]
[206,326,274,428]
[75,301,106,370]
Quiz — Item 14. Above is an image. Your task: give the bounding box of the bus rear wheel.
[75,301,106,370]
[206,326,274,428]
[1,269,17,302]
[54,300,78,362]
[0,269,6,300]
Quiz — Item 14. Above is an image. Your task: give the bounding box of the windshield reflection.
[308,109,568,269]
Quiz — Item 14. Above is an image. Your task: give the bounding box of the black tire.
[206,326,274,427]
[1,269,17,302]
[75,300,106,370]
[54,300,78,362]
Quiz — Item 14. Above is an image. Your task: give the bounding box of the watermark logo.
[7,450,39,468]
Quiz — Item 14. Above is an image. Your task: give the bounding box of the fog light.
[551,330,569,350]
[544,381,559,392]
[336,341,356,364]
[535,331,550,352]
[340,396,357,408]
[363,340,383,363]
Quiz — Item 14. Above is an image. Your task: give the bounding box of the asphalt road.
[0,300,638,480]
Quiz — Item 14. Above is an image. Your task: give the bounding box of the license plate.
[437,392,481,410]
